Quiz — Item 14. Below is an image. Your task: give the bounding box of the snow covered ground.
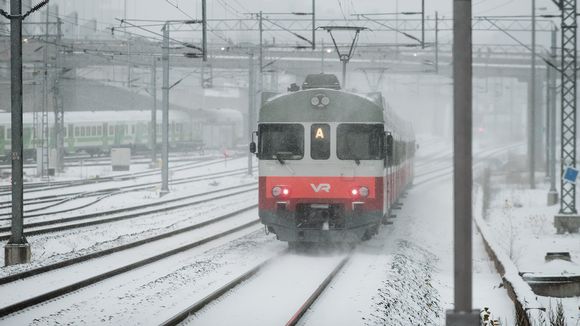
[483,173,580,325]
[0,137,560,325]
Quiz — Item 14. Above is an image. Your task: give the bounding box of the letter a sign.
[315,128,325,139]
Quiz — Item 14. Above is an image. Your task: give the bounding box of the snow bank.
[473,185,547,323]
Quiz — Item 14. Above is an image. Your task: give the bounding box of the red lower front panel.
[259,176,384,213]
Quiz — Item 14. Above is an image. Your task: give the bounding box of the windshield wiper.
[274,153,286,165]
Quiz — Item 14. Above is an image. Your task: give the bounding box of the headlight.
[272,186,289,197]
[359,187,369,197]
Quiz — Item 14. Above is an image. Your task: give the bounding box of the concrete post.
[446,0,479,322]
[5,0,31,266]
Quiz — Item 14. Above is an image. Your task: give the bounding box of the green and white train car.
[0,109,243,161]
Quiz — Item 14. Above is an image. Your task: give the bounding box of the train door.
[0,126,5,158]
[114,125,123,146]
[102,123,109,150]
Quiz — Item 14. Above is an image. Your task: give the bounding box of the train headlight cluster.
[311,94,331,108]
[352,186,369,198]
[272,186,290,197]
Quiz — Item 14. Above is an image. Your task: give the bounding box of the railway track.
[0,155,240,196]
[0,166,256,219]
[0,183,258,240]
[0,206,261,318]
[162,252,351,326]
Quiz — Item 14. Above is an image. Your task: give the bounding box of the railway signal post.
[1,0,49,266]
[446,0,480,324]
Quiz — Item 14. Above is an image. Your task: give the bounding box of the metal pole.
[40,4,49,178]
[202,0,207,61]
[421,0,425,49]
[529,0,536,189]
[161,23,169,196]
[320,38,325,73]
[548,27,558,205]
[435,11,439,74]
[151,57,157,166]
[5,0,31,266]
[312,0,315,50]
[446,0,479,323]
[342,60,347,89]
[557,0,578,221]
[55,17,65,173]
[259,11,263,79]
[247,52,255,176]
[545,59,551,178]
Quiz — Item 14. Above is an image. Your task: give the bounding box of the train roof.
[260,88,414,140]
[0,110,192,125]
[260,89,384,123]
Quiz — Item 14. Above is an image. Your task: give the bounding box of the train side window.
[7,128,10,139]
[311,124,330,160]
[131,125,135,134]
[91,126,97,136]
[81,127,86,137]
[97,126,102,136]
[258,124,304,160]
[75,127,79,137]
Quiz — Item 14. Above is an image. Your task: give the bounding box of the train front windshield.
[337,124,384,160]
[259,124,304,160]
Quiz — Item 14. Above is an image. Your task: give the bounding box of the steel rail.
[0,167,255,219]
[159,257,280,326]
[0,218,260,318]
[285,255,350,326]
[0,184,257,240]
[0,205,258,286]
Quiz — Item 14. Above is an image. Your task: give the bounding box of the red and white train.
[250,74,415,245]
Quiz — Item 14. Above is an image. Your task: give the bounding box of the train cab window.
[311,124,330,160]
[258,124,304,160]
[337,124,383,161]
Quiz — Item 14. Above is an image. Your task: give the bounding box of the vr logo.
[311,183,331,193]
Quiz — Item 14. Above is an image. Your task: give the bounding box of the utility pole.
[259,11,263,94]
[40,4,49,179]
[54,17,64,173]
[312,0,316,50]
[161,23,170,196]
[421,0,425,48]
[202,0,207,61]
[320,38,325,73]
[150,57,157,166]
[529,0,537,189]
[446,0,479,323]
[247,52,255,176]
[435,11,439,74]
[548,27,558,206]
[2,0,48,266]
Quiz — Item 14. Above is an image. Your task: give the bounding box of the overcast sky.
[23,0,559,48]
